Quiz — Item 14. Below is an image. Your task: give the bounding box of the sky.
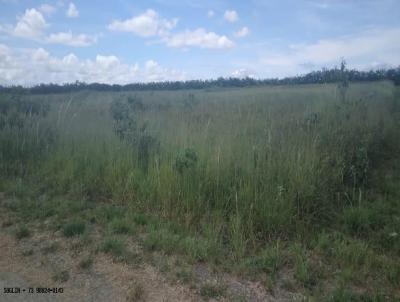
[0,0,399,85]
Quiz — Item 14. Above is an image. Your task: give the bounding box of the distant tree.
[1,62,399,94]
[338,59,349,102]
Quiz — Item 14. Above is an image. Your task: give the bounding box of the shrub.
[174,148,198,174]
[110,218,133,234]
[100,237,133,262]
[15,225,30,239]
[62,220,86,237]
[242,243,285,276]
[199,282,226,299]
[126,282,144,302]
[79,256,94,270]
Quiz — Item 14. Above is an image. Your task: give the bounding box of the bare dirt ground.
[0,225,197,302]
[0,194,301,302]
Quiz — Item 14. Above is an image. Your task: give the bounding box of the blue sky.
[0,0,399,85]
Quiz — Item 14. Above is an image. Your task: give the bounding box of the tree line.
[1,65,399,94]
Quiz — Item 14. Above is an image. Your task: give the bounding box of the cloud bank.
[0,45,185,85]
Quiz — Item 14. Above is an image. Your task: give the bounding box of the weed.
[291,244,317,289]
[174,148,198,174]
[143,228,180,253]
[109,218,133,234]
[126,282,144,302]
[2,219,13,228]
[41,242,60,254]
[15,225,30,239]
[325,286,386,302]
[242,242,285,276]
[21,248,34,256]
[385,262,400,287]
[199,282,226,299]
[62,220,86,237]
[52,270,70,283]
[100,237,133,262]
[79,256,94,270]
[132,213,148,226]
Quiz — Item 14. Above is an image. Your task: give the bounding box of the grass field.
[1,81,400,300]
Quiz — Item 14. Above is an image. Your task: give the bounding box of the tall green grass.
[1,81,399,258]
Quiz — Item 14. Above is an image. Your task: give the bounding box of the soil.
[0,194,301,302]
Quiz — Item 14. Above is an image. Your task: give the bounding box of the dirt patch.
[0,224,197,302]
[0,195,299,302]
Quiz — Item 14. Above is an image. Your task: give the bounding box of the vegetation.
[1,74,399,299]
[78,256,94,270]
[0,65,399,94]
[62,220,86,237]
[126,282,144,302]
[199,282,226,300]
[52,270,70,283]
[15,225,30,239]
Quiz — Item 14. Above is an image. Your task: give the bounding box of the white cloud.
[224,10,238,23]
[207,10,215,18]
[13,8,48,38]
[38,4,56,15]
[47,31,97,47]
[66,2,79,18]
[0,7,96,46]
[235,26,249,38]
[144,59,184,81]
[260,27,400,77]
[96,55,120,69]
[32,48,50,61]
[0,44,9,56]
[307,0,333,9]
[0,46,185,85]
[165,28,234,49]
[108,9,178,38]
[231,68,256,78]
[291,28,400,65]
[108,9,232,50]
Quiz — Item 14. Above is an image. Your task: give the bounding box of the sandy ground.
[0,193,301,302]
[0,228,199,302]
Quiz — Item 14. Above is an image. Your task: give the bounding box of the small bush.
[133,213,148,226]
[242,242,285,276]
[126,282,144,302]
[21,249,34,256]
[41,242,59,254]
[326,286,386,302]
[143,228,180,253]
[93,205,125,225]
[62,220,86,237]
[342,206,384,237]
[294,258,316,289]
[110,218,133,234]
[333,239,370,268]
[79,256,94,270]
[315,233,371,268]
[199,282,226,299]
[15,225,30,239]
[174,148,198,174]
[174,266,195,285]
[291,244,317,289]
[385,262,400,287]
[52,270,70,283]
[100,238,132,262]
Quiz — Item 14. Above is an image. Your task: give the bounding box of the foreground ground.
[0,193,303,302]
[1,184,399,301]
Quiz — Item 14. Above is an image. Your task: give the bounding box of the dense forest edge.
[1,63,400,94]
